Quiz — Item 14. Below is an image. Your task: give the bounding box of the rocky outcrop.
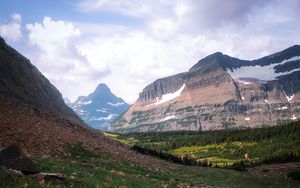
[110,45,300,132]
[0,36,85,126]
[0,144,38,174]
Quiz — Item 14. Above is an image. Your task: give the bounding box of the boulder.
[0,144,39,174]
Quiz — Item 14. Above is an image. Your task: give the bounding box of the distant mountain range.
[68,84,129,130]
[111,45,300,132]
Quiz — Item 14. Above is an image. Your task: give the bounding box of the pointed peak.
[91,83,113,97]
[95,83,110,92]
[209,52,223,57]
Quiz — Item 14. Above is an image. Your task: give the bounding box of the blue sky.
[1,0,300,103]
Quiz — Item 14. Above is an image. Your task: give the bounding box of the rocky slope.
[110,45,300,132]
[68,84,129,130]
[0,37,84,126]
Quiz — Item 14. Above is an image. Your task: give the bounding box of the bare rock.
[0,144,39,174]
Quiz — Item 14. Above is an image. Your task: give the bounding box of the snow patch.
[76,100,92,105]
[277,106,288,110]
[282,88,294,102]
[155,84,185,105]
[107,102,125,107]
[291,114,297,120]
[227,56,300,81]
[91,114,117,121]
[244,117,250,121]
[77,109,87,115]
[281,56,300,63]
[82,100,92,105]
[286,94,294,102]
[161,115,176,122]
[238,80,252,85]
[264,99,269,103]
[96,109,108,113]
[241,96,245,101]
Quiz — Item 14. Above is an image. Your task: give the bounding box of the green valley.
[109,121,300,168]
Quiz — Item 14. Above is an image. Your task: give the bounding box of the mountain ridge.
[110,45,300,132]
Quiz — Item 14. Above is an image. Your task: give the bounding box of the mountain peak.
[189,52,228,71]
[89,83,117,101]
[210,52,223,56]
[89,83,112,97]
[95,83,110,92]
[68,83,129,130]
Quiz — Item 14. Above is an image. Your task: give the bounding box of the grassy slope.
[1,145,299,188]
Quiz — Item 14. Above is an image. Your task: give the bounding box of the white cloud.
[26,17,110,101]
[175,0,268,31]
[27,17,80,51]
[11,13,21,22]
[148,18,179,40]
[0,13,22,41]
[16,0,300,104]
[77,30,195,103]
[76,0,163,17]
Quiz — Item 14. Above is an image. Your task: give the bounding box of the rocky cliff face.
[0,36,85,126]
[68,84,129,130]
[110,45,300,132]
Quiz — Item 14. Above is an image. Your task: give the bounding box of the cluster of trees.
[121,121,300,167]
[121,121,300,151]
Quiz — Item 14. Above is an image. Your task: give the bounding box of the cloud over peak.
[26,17,111,101]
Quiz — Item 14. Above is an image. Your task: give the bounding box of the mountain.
[0,37,85,126]
[68,83,129,130]
[110,45,300,132]
[0,36,155,164]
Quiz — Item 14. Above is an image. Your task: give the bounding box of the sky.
[1,0,300,103]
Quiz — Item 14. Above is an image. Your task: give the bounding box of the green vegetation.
[168,142,256,166]
[115,121,300,167]
[1,122,299,187]
[104,132,139,145]
[1,144,299,187]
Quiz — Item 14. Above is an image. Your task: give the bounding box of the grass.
[104,132,139,145]
[2,122,300,187]
[168,142,258,166]
[1,144,300,187]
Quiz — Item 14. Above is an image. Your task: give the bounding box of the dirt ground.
[248,162,300,178]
